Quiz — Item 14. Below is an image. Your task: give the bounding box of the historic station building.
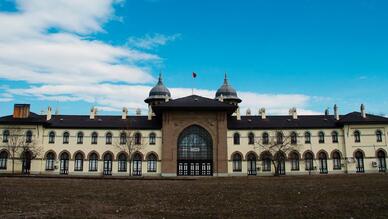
[0,75,387,177]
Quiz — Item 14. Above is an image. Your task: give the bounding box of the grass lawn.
[1,174,388,218]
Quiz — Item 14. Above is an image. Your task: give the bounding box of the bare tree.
[1,127,43,174]
[114,128,145,176]
[255,130,301,176]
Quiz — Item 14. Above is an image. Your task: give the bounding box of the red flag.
[192,72,197,78]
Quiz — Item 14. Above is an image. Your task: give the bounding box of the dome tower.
[215,73,241,105]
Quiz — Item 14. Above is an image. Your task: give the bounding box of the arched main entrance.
[21,150,32,174]
[177,125,213,176]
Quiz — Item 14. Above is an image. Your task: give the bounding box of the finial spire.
[158,72,163,84]
[224,72,228,84]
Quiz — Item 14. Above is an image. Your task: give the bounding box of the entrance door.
[275,152,286,175]
[319,152,328,174]
[133,153,142,176]
[103,153,113,176]
[21,150,32,174]
[60,152,69,175]
[355,151,364,173]
[177,125,213,176]
[247,153,257,176]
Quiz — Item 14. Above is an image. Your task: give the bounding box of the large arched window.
[318,152,328,174]
[74,153,84,171]
[134,133,142,145]
[276,132,283,144]
[2,130,9,143]
[376,130,383,143]
[304,132,311,144]
[233,133,240,145]
[48,131,55,144]
[147,153,157,172]
[120,132,127,145]
[77,132,84,144]
[149,133,156,145]
[45,152,55,170]
[305,152,314,171]
[262,133,269,145]
[91,132,98,144]
[332,151,341,170]
[60,152,69,175]
[106,132,112,145]
[118,153,127,172]
[290,152,299,171]
[262,152,272,172]
[248,133,255,145]
[354,131,361,143]
[291,132,297,145]
[63,132,69,144]
[232,153,242,172]
[331,131,338,143]
[89,153,98,172]
[355,151,364,173]
[318,132,325,144]
[377,150,386,172]
[0,151,8,169]
[26,130,32,143]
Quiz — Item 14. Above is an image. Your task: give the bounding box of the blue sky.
[0,0,387,116]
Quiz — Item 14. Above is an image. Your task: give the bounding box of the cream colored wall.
[0,125,162,176]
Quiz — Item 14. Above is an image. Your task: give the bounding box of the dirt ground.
[0,175,388,218]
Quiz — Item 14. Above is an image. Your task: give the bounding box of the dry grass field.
[1,174,388,218]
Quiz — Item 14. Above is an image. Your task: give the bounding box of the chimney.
[246,108,251,116]
[47,106,52,121]
[13,104,30,119]
[136,108,141,116]
[236,107,241,120]
[361,104,366,118]
[259,108,266,119]
[289,107,298,119]
[122,107,128,120]
[90,107,97,120]
[148,105,153,120]
[219,94,224,102]
[334,104,340,120]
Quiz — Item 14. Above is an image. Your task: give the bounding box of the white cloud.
[128,33,181,49]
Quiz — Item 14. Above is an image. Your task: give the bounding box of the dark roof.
[0,112,47,125]
[339,112,388,125]
[228,115,341,130]
[153,95,238,114]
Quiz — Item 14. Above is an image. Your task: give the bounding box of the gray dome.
[215,74,241,103]
[145,74,171,103]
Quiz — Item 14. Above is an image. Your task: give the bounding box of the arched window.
[318,152,328,174]
[147,153,157,172]
[134,133,142,145]
[318,132,325,144]
[2,130,9,143]
[91,132,98,144]
[332,151,341,170]
[377,150,386,172]
[276,132,283,144]
[262,152,272,172]
[118,153,127,172]
[291,132,297,145]
[262,133,269,145]
[77,132,84,144]
[106,132,112,145]
[248,133,255,145]
[355,151,364,173]
[0,151,8,169]
[304,132,311,144]
[45,152,55,170]
[119,132,126,145]
[149,133,156,145]
[63,132,69,144]
[89,153,98,171]
[133,153,142,176]
[232,153,242,172]
[60,152,69,175]
[290,152,299,171]
[305,152,314,171]
[48,131,55,144]
[233,133,240,145]
[103,153,113,176]
[26,130,32,143]
[376,130,383,143]
[247,153,257,175]
[354,131,361,143]
[332,131,338,143]
[74,153,84,171]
